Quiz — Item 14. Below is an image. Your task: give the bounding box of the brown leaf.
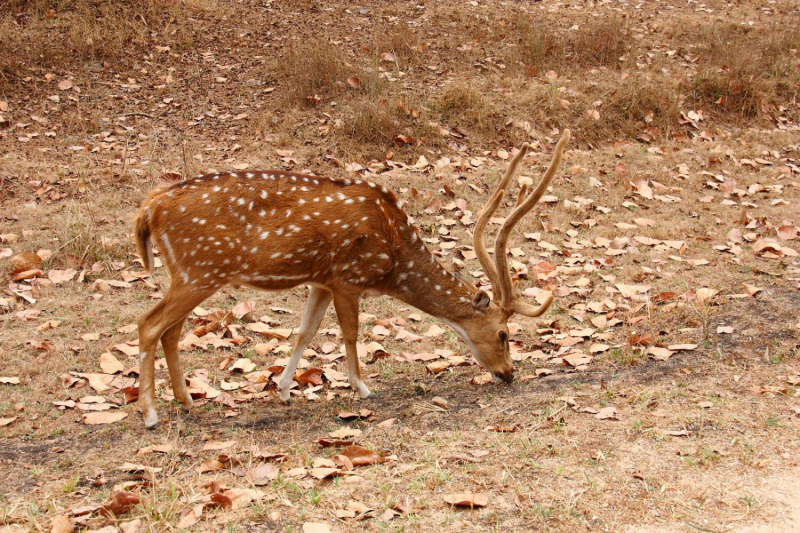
[9,252,42,272]
[197,459,225,473]
[51,515,74,533]
[249,463,279,485]
[486,425,516,433]
[470,372,493,385]
[340,445,388,466]
[667,344,697,351]
[309,467,342,479]
[208,492,233,510]
[777,224,798,241]
[651,291,677,303]
[743,283,763,296]
[595,406,618,420]
[202,440,236,451]
[296,368,324,386]
[329,427,361,439]
[647,347,674,361]
[177,504,204,529]
[443,492,489,508]
[48,269,77,285]
[627,332,654,347]
[100,491,141,517]
[426,360,451,373]
[120,386,139,404]
[231,300,255,319]
[82,411,127,425]
[99,352,124,374]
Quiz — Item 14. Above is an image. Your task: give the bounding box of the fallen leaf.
[443,492,488,508]
[177,504,204,529]
[340,445,388,466]
[596,407,618,420]
[426,360,451,373]
[100,491,140,517]
[99,352,124,374]
[470,372,493,385]
[249,463,279,485]
[743,283,762,296]
[82,411,127,425]
[668,344,697,351]
[202,440,236,451]
[50,515,74,533]
[309,467,342,479]
[231,300,255,319]
[229,358,256,373]
[329,427,361,439]
[48,269,77,285]
[647,347,674,361]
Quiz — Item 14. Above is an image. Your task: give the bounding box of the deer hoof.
[143,410,159,430]
[362,391,378,400]
[180,400,193,413]
[279,389,291,403]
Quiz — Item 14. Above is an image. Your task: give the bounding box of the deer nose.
[495,368,514,384]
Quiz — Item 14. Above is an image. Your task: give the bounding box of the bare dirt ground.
[1,0,799,532]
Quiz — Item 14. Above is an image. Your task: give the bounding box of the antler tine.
[494,130,571,311]
[514,178,532,208]
[473,142,532,299]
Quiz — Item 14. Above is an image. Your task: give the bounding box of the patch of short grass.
[680,23,800,119]
[279,38,360,106]
[0,0,199,78]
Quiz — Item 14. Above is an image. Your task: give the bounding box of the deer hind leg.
[333,291,377,400]
[138,283,217,429]
[277,286,333,402]
[160,315,192,411]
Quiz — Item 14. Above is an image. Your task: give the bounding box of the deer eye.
[498,331,508,344]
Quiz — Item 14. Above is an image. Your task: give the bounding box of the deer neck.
[386,244,476,321]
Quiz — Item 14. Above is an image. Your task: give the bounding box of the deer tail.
[133,205,154,273]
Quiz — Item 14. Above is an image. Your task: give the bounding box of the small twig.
[441,454,483,464]
[118,112,157,119]
[683,522,719,533]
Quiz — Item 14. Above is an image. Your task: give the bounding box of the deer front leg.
[333,291,377,400]
[277,286,332,402]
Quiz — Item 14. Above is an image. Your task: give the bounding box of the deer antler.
[494,130,570,316]
[473,142,532,298]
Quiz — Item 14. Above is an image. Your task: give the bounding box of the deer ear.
[471,290,491,311]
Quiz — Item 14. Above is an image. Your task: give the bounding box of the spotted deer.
[133,130,570,428]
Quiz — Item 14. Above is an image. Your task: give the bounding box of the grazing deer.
[133,130,570,428]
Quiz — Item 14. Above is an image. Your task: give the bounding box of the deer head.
[448,130,571,383]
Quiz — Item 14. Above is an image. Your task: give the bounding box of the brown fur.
[133,132,570,429]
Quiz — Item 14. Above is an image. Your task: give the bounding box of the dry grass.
[2,1,800,531]
[279,38,360,106]
[0,0,197,81]
[437,83,496,134]
[680,23,800,118]
[335,96,444,162]
[375,21,423,67]
[508,15,630,74]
